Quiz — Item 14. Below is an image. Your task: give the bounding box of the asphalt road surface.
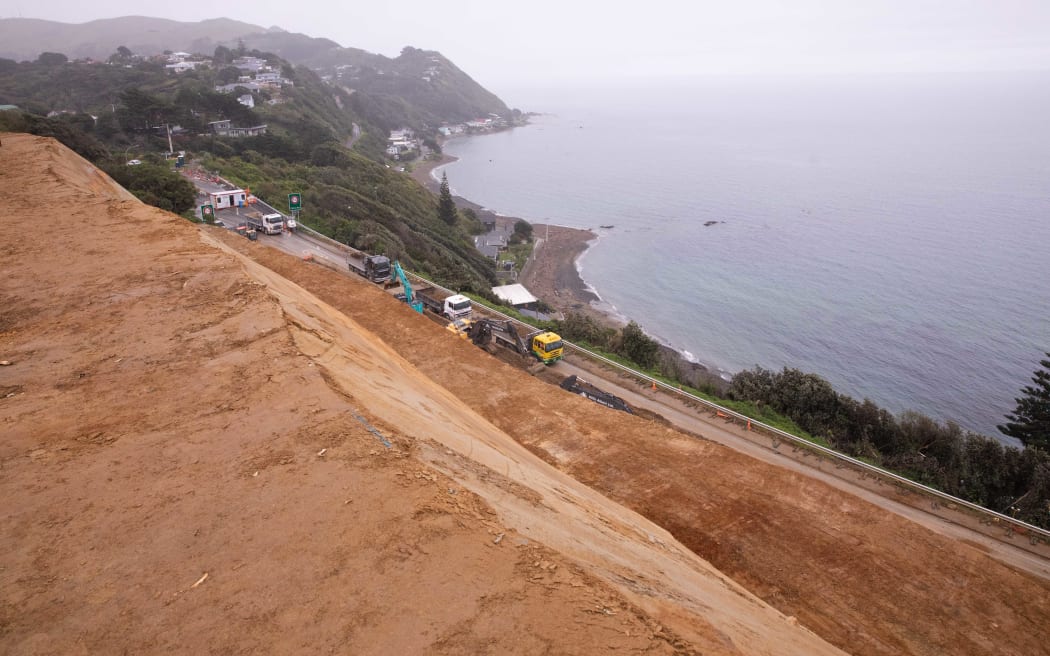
[184,174,1050,582]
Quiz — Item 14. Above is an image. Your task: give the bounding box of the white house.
[237,94,255,108]
[255,71,282,84]
[165,61,197,73]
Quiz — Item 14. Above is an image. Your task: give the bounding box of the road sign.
[288,192,302,211]
[200,204,214,222]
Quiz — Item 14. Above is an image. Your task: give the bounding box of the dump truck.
[560,375,633,413]
[415,285,473,320]
[347,253,392,284]
[467,319,563,365]
[245,210,285,235]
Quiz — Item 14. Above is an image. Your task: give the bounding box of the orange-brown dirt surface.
[1,134,1048,655]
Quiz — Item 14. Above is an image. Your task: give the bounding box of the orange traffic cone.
[651,381,657,391]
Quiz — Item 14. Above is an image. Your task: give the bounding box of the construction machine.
[560,375,633,413]
[393,261,424,313]
[467,319,563,365]
[446,318,474,339]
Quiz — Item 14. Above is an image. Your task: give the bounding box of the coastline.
[411,151,724,390]
[411,153,604,319]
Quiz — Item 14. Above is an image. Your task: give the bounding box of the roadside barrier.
[403,270,1050,554]
[236,206,1050,555]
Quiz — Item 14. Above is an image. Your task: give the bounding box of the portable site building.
[209,189,247,209]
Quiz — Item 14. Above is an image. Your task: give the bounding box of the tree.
[619,321,660,369]
[513,219,533,242]
[217,66,242,84]
[105,162,196,214]
[1000,352,1050,450]
[37,52,68,66]
[213,45,233,65]
[437,172,458,225]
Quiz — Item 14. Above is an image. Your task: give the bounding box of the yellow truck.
[461,318,563,365]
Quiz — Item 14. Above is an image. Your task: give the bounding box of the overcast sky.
[6,0,1050,96]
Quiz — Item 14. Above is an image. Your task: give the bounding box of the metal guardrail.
[296,223,352,253]
[578,348,1050,542]
[231,202,1049,549]
[403,271,1050,547]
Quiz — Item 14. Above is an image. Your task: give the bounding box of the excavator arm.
[393,261,423,313]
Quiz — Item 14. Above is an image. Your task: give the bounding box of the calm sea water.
[439,73,1050,440]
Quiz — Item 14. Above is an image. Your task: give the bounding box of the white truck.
[245,211,285,235]
[415,285,473,320]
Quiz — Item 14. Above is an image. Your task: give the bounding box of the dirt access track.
[1,135,1048,655]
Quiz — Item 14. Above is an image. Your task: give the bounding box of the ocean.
[438,72,1050,441]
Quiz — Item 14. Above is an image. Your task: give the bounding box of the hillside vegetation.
[0,46,497,293]
[0,17,514,135]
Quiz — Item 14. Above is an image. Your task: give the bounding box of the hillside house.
[165,61,198,73]
[209,120,267,137]
[233,57,267,72]
[474,232,507,260]
[214,82,262,94]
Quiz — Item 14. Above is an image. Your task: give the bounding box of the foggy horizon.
[4,1,1050,99]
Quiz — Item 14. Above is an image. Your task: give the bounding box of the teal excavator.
[393,261,424,313]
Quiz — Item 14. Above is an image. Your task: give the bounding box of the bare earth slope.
[0,135,843,654]
[205,174,1050,650]
[4,134,1049,656]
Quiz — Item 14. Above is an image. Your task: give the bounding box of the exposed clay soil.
[1,134,841,655]
[3,134,1049,656]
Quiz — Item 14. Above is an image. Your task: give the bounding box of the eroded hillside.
[0,134,844,654]
[3,134,1048,656]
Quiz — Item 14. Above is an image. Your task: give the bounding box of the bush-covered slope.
[0,49,497,292]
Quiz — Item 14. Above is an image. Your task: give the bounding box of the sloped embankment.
[215,152,1050,654]
[0,134,841,654]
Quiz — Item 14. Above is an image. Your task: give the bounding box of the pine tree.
[438,172,458,226]
[999,352,1050,450]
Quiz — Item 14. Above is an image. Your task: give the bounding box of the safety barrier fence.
[398,269,1050,552]
[278,226,1050,553]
